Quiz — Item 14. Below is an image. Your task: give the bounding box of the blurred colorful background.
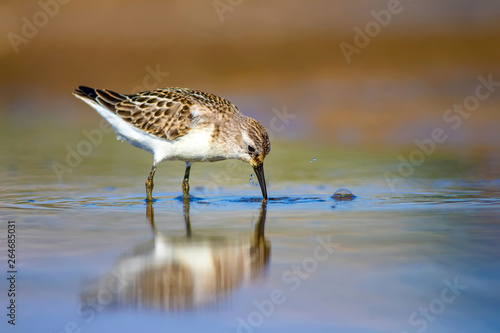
[2,0,500,150]
[2,2,500,333]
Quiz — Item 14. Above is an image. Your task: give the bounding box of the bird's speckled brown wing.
[74,86,241,140]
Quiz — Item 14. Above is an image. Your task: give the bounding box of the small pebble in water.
[332,188,356,201]
[310,158,316,163]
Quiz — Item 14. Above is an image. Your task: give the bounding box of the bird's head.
[238,118,271,200]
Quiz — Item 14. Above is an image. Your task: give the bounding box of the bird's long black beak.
[253,163,267,201]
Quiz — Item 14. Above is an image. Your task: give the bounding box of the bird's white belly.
[165,128,226,163]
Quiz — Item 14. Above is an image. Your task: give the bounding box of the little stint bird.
[73,86,270,201]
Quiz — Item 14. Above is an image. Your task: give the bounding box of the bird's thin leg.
[145,164,157,202]
[146,198,157,238]
[183,194,192,238]
[182,162,192,198]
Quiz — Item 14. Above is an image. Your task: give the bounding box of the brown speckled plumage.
[74,87,242,141]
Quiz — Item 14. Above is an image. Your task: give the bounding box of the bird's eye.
[248,145,256,153]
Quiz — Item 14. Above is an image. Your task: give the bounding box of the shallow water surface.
[1,127,500,332]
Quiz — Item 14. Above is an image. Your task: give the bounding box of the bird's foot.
[182,179,190,198]
[145,180,154,202]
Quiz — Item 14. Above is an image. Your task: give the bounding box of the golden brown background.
[1,0,500,149]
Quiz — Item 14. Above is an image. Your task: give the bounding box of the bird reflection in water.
[81,199,270,311]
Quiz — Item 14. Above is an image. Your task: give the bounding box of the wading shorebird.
[73,86,270,201]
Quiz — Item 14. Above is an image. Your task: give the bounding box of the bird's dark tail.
[73,86,128,110]
[74,86,99,99]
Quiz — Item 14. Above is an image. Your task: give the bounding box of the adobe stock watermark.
[54,262,138,333]
[232,236,338,333]
[385,74,499,192]
[400,277,467,333]
[202,106,296,195]
[52,65,169,181]
[340,0,411,64]
[7,0,71,54]
[130,64,170,94]
[213,0,244,22]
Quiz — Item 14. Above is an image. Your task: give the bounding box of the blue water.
[1,179,500,333]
